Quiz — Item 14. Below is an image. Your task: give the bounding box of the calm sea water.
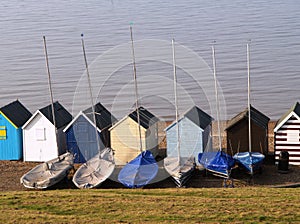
[0,0,300,121]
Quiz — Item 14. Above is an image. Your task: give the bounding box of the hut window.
[287,130,299,142]
[36,128,46,141]
[0,126,7,140]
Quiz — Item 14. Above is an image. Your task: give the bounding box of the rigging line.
[81,34,102,154]
[172,39,181,165]
[43,36,58,152]
[130,25,143,153]
[212,43,222,151]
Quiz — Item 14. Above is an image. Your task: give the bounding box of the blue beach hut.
[63,102,117,163]
[165,106,213,166]
[0,100,32,160]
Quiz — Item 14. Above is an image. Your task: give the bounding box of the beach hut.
[22,101,72,162]
[274,102,300,165]
[226,105,270,155]
[63,102,117,163]
[109,107,159,165]
[165,106,213,166]
[0,100,32,160]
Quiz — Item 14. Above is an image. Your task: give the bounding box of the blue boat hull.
[233,152,265,175]
[199,151,235,178]
[118,150,158,188]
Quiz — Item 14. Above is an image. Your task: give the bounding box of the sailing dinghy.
[117,25,158,188]
[72,147,115,188]
[199,44,235,181]
[233,43,265,175]
[72,34,116,188]
[164,39,195,187]
[20,36,73,189]
[20,152,74,189]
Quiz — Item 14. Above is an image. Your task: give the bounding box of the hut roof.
[39,101,72,129]
[274,102,300,132]
[128,107,159,129]
[166,106,213,131]
[226,105,270,130]
[0,100,32,128]
[82,102,117,130]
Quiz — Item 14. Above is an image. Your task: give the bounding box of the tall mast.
[43,36,58,152]
[172,39,181,162]
[130,25,143,153]
[212,44,222,151]
[247,42,252,153]
[80,34,101,153]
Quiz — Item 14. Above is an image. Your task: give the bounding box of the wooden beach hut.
[63,102,117,163]
[274,102,300,165]
[109,107,159,165]
[226,105,270,155]
[0,100,32,160]
[22,101,72,162]
[165,106,213,166]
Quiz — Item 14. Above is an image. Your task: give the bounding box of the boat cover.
[72,147,115,189]
[233,152,265,174]
[118,150,158,188]
[199,150,235,178]
[20,152,74,189]
[164,156,195,187]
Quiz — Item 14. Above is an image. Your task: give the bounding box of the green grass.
[0,188,299,223]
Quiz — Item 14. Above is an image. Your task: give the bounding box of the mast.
[172,39,181,163]
[212,43,222,151]
[130,25,143,153]
[80,34,101,153]
[247,42,252,153]
[43,36,58,152]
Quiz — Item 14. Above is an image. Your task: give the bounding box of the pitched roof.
[39,101,72,129]
[83,102,117,130]
[0,100,32,127]
[183,106,213,130]
[226,105,270,130]
[128,107,159,129]
[165,106,213,131]
[274,102,300,131]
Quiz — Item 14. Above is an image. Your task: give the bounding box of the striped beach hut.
[226,105,270,155]
[0,100,32,160]
[165,106,213,166]
[63,102,117,163]
[274,102,300,165]
[109,107,159,165]
[22,101,72,162]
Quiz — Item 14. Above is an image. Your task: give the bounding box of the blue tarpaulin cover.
[118,150,158,188]
[233,152,265,174]
[199,151,235,178]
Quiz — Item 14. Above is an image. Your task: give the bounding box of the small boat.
[164,156,195,187]
[71,34,116,189]
[118,150,158,188]
[199,44,235,181]
[117,25,158,188]
[233,43,265,175]
[233,152,264,174]
[20,152,74,189]
[72,147,115,188]
[164,39,195,187]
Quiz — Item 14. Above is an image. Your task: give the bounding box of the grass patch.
[0,188,299,223]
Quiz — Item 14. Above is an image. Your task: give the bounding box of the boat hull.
[72,147,115,189]
[20,152,74,189]
[118,150,158,188]
[199,151,235,178]
[233,152,265,175]
[164,156,195,187]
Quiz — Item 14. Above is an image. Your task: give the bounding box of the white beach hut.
[22,101,72,162]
